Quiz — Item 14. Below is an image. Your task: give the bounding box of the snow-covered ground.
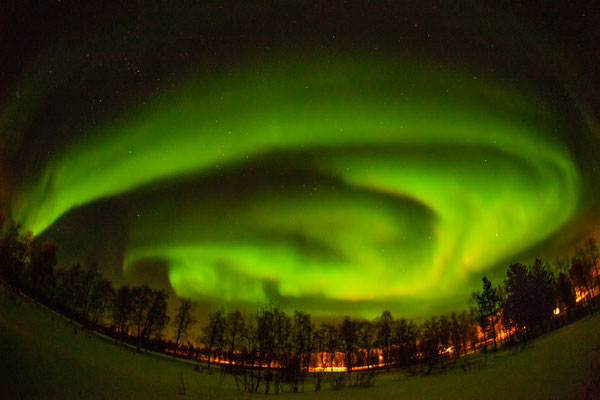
[1,285,598,399]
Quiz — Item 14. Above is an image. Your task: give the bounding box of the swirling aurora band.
[8,55,581,316]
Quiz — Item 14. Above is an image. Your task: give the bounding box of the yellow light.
[554,307,560,315]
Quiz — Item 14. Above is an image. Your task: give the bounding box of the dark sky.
[1,1,599,320]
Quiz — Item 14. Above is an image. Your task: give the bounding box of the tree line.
[0,210,599,393]
[472,238,599,353]
[0,211,194,355]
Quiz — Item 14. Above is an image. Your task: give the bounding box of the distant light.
[554,307,560,315]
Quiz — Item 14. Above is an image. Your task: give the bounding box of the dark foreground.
[0,285,599,399]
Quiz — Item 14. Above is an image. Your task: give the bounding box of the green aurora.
[8,55,580,314]
[1,3,598,319]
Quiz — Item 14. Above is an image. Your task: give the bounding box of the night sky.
[1,2,599,319]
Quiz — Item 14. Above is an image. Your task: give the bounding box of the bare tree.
[312,324,327,390]
[141,289,170,347]
[438,314,452,368]
[202,308,225,369]
[88,276,114,325]
[376,310,393,370]
[339,316,358,372]
[112,285,134,341]
[55,263,85,311]
[421,316,440,375]
[172,297,197,358]
[324,323,338,371]
[392,317,418,368]
[77,260,101,320]
[293,311,313,372]
[224,310,244,364]
[358,319,377,370]
[131,285,153,351]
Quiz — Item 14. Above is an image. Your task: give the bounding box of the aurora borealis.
[1,2,599,318]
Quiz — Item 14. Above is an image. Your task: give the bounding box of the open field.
[1,285,598,399]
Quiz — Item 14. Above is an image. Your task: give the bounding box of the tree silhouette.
[312,324,327,390]
[584,238,600,287]
[376,310,393,370]
[28,240,57,295]
[256,306,275,387]
[570,253,594,310]
[202,307,225,369]
[556,272,576,315]
[421,316,440,375]
[131,285,153,351]
[0,219,32,285]
[438,314,452,367]
[271,307,291,393]
[55,263,85,311]
[392,317,418,369]
[172,298,197,358]
[503,263,531,342]
[292,310,312,391]
[529,259,556,332]
[87,276,114,325]
[340,316,358,372]
[358,319,376,370]
[323,323,338,371]
[76,260,101,320]
[475,276,500,351]
[450,312,462,365]
[134,287,169,350]
[224,310,244,364]
[3,206,599,380]
[112,285,134,341]
[458,309,477,359]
